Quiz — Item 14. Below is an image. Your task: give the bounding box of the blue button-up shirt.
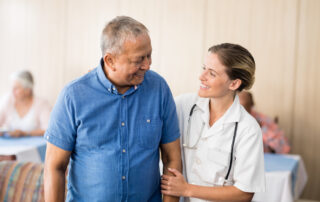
[45,59,180,202]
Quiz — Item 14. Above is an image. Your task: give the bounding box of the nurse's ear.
[229,79,242,91]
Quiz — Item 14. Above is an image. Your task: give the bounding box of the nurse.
[161,43,265,201]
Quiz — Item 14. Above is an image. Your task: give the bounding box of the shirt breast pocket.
[192,148,231,186]
[138,117,163,149]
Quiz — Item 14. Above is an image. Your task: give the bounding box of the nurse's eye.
[202,66,206,71]
[209,71,216,77]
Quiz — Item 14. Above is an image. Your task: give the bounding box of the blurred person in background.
[0,70,51,137]
[238,91,291,154]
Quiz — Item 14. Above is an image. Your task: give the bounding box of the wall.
[0,0,319,200]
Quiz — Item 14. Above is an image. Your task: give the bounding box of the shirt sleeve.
[44,87,77,151]
[233,124,266,193]
[160,80,180,144]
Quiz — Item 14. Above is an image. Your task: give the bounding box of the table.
[253,154,308,202]
[0,136,47,163]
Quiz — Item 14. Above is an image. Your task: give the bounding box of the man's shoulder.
[144,70,165,83]
[142,70,171,93]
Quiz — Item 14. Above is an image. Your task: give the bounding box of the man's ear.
[229,79,242,91]
[103,53,116,71]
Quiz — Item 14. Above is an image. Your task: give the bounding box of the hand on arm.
[162,170,253,202]
[160,138,182,202]
[44,142,71,202]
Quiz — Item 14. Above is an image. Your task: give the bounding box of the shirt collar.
[200,94,241,137]
[221,94,241,124]
[195,96,210,125]
[96,58,139,95]
[196,94,241,124]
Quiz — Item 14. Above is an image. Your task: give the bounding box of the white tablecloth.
[0,136,46,163]
[253,154,308,202]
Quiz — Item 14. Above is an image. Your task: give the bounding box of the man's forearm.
[162,159,182,202]
[44,167,66,202]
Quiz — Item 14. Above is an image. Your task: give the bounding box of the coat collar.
[196,94,242,138]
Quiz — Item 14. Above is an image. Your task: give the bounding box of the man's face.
[108,34,152,93]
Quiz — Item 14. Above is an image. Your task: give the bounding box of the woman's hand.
[161,168,190,197]
[9,130,25,137]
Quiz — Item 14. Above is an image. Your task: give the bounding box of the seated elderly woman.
[0,70,51,137]
[238,91,291,154]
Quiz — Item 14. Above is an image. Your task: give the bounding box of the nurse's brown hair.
[208,43,255,91]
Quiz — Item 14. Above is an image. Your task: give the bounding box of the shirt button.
[121,122,125,126]
[113,87,116,91]
[108,88,111,92]
[146,119,150,123]
[122,149,126,153]
[122,176,126,180]
[196,158,201,164]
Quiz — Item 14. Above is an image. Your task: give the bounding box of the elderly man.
[44,16,181,202]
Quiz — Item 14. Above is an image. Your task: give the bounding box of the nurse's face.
[198,52,233,98]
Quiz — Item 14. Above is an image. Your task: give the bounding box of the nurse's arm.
[44,142,71,202]
[162,168,253,201]
[160,138,182,202]
[185,184,253,202]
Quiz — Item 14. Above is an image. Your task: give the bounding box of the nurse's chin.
[198,89,213,98]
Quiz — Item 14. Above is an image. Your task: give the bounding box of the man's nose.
[140,57,151,70]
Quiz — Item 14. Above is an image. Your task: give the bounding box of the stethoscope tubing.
[182,104,238,183]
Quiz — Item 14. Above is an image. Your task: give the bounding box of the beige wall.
[0,0,319,200]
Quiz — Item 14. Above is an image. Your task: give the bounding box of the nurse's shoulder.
[239,104,262,137]
[174,93,199,116]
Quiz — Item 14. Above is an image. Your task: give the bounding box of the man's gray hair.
[100,16,149,56]
[10,70,34,90]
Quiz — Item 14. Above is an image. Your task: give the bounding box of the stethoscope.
[182,104,238,182]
